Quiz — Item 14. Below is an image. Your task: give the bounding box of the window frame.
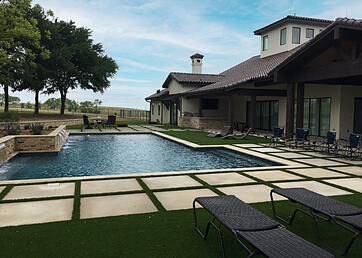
[306,28,314,39]
[292,27,301,44]
[262,35,268,51]
[157,103,161,115]
[280,28,286,45]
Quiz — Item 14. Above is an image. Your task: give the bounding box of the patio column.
[250,95,256,133]
[148,102,151,124]
[286,83,295,139]
[296,82,304,128]
[228,95,234,127]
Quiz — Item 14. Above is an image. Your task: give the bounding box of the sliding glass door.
[247,100,279,131]
[354,98,362,134]
[296,97,330,137]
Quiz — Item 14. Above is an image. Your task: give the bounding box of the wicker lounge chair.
[193,195,333,258]
[82,115,95,129]
[222,128,252,140]
[270,188,362,256]
[207,126,232,138]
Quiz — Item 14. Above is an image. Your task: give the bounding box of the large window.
[247,100,279,131]
[296,98,331,136]
[158,103,161,115]
[201,99,218,109]
[306,28,314,39]
[151,103,154,115]
[280,28,286,45]
[292,27,301,44]
[262,35,268,51]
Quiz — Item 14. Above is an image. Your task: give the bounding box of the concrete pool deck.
[0,127,361,228]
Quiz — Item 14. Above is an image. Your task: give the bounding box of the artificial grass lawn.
[0,194,360,257]
[162,130,271,145]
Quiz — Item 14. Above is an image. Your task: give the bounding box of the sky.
[4,0,362,109]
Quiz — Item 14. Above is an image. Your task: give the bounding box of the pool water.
[0,134,279,180]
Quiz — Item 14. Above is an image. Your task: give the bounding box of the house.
[145,15,362,140]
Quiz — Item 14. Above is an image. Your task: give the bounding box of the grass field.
[0,194,360,257]
[161,131,271,145]
[2,105,149,122]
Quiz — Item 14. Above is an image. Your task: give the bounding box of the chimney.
[190,53,204,74]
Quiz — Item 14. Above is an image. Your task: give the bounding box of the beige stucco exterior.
[260,23,327,58]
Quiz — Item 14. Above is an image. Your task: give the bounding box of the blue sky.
[7,0,362,109]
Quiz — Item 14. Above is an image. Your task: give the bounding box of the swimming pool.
[0,134,279,180]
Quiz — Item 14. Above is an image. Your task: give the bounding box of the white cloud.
[110,77,149,83]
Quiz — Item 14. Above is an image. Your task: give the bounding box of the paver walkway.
[0,128,361,228]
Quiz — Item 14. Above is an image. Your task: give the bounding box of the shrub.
[31,124,43,135]
[5,123,20,135]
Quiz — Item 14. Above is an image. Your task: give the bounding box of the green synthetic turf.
[161,130,271,145]
[0,194,360,257]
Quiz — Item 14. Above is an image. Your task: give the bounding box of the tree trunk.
[34,90,40,115]
[4,85,9,112]
[60,91,66,116]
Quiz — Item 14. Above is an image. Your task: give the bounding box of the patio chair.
[193,195,333,258]
[315,131,337,154]
[104,115,117,128]
[222,127,252,140]
[270,187,362,256]
[266,127,284,146]
[82,115,95,129]
[207,126,232,138]
[337,133,361,159]
[290,128,310,149]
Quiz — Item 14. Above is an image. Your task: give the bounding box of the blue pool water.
[0,134,279,180]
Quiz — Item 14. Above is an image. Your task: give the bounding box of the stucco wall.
[339,86,362,140]
[150,101,162,123]
[168,80,198,95]
[260,23,327,58]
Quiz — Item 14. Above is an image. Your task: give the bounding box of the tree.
[14,4,52,115]
[94,99,102,110]
[43,97,60,110]
[26,101,32,109]
[79,101,94,113]
[0,0,41,112]
[45,20,118,115]
[0,93,21,106]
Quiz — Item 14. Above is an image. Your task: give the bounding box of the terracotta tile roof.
[185,47,301,95]
[162,72,224,88]
[334,17,362,27]
[190,53,204,59]
[254,15,333,35]
[145,89,169,100]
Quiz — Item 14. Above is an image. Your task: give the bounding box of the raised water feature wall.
[0,125,68,165]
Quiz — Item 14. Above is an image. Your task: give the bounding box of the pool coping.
[0,131,308,185]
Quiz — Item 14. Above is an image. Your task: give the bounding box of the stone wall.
[0,125,68,166]
[0,118,94,130]
[179,117,228,130]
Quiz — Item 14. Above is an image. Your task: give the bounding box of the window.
[262,35,268,51]
[292,27,301,44]
[151,103,154,115]
[158,104,160,115]
[306,28,314,39]
[246,100,279,131]
[280,28,286,45]
[201,99,218,109]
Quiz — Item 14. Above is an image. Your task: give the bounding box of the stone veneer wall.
[0,125,69,166]
[179,117,228,130]
[0,118,96,130]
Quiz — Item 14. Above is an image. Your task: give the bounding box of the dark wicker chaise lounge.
[193,195,333,258]
[271,188,362,256]
[207,126,233,138]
